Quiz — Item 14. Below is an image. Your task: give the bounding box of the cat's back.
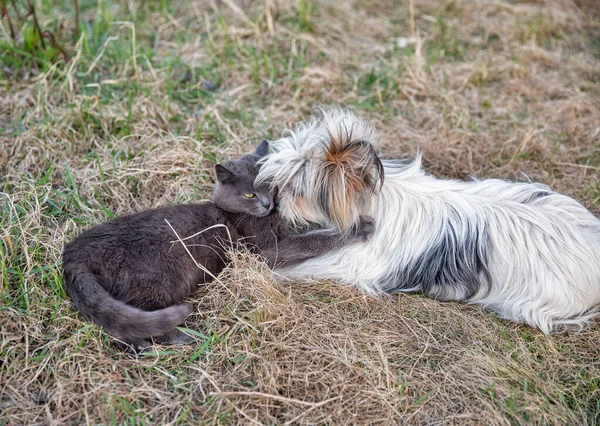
[63,201,231,260]
[114,201,227,236]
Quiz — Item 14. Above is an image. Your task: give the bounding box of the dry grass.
[2,0,600,424]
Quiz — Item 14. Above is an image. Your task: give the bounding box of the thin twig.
[264,0,274,36]
[10,0,21,20]
[220,0,260,37]
[164,219,238,301]
[169,223,229,243]
[28,0,46,50]
[283,396,342,425]
[1,0,16,39]
[554,162,600,172]
[164,219,220,282]
[42,30,69,60]
[207,107,242,142]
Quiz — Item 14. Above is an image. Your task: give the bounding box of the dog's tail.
[64,266,192,341]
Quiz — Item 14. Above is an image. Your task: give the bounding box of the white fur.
[258,108,600,334]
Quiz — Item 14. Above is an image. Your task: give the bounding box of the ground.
[1,0,600,424]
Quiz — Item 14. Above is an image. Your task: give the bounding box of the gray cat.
[62,141,374,351]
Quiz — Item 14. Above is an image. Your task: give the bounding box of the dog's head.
[257,108,384,232]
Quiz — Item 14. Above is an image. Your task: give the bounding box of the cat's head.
[213,141,275,217]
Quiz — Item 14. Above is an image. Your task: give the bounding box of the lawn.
[1,0,600,424]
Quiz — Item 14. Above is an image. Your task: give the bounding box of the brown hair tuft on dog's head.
[317,125,384,231]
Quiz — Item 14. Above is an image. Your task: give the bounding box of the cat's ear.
[215,164,236,184]
[255,140,269,157]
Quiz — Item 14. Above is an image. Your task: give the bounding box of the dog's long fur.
[257,108,600,333]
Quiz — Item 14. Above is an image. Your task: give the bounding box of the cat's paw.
[115,338,153,355]
[352,215,375,242]
[154,329,196,345]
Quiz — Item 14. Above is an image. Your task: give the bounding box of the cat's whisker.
[234,213,251,228]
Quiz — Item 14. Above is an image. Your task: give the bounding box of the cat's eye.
[244,193,256,198]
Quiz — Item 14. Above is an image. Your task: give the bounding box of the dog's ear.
[215,164,235,184]
[255,140,269,157]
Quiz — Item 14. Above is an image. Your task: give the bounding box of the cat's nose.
[258,195,272,210]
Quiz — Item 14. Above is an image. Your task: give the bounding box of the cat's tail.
[64,267,192,341]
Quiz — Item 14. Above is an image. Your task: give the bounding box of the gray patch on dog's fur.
[382,212,491,300]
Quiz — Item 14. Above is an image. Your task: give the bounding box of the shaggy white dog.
[257,108,600,333]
